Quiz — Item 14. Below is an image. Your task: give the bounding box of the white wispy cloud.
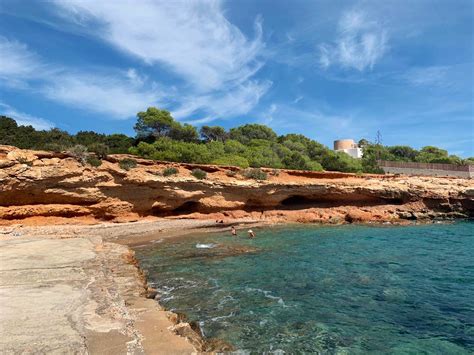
[0,102,54,130]
[50,0,269,121]
[0,36,55,88]
[402,66,449,86]
[42,70,163,118]
[174,80,272,123]
[319,9,388,71]
[257,103,356,136]
[0,36,40,78]
[53,0,264,91]
[2,2,270,123]
[293,96,304,104]
[259,103,278,125]
[0,36,163,118]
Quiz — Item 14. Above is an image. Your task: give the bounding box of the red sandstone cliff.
[0,145,473,225]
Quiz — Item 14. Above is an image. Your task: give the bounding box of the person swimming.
[248,229,255,238]
[231,226,237,236]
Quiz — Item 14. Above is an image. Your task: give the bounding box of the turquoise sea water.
[135,222,474,354]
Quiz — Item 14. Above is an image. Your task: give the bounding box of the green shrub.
[191,168,207,180]
[119,158,137,171]
[42,143,70,152]
[307,161,324,171]
[163,167,178,176]
[242,168,267,181]
[88,142,109,159]
[212,154,249,168]
[86,156,102,167]
[68,145,88,165]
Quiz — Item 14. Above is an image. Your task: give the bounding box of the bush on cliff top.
[242,168,267,181]
[191,168,207,180]
[163,167,178,176]
[86,156,102,167]
[67,145,89,165]
[119,158,137,171]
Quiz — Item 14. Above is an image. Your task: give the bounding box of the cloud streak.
[1,2,270,123]
[0,36,57,89]
[42,71,163,118]
[51,0,270,121]
[173,80,272,123]
[0,36,163,118]
[0,102,54,130]
[53,0,264,91]
[319,9,388,71]
[402,66,450,87]
[0,36,41,79]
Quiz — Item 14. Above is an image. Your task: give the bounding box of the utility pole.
[375,130,382,145]
[375,130,382,161]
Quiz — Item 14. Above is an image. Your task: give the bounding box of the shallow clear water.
[135,222,474,354]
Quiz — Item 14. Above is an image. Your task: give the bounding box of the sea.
[134,221,474,354]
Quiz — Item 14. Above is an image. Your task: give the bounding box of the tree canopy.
[134,107,175,138]
[200,125,228,142]
[229,124,278,144]
[1,108,470,174]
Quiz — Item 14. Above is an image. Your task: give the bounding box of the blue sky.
[0,0,472,156]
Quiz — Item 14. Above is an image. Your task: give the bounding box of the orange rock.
[0,145,472,225]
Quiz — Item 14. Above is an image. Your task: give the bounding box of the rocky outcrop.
[0,236,196,354]
[0,145,473,224]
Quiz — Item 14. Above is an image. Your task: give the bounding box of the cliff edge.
[1,145,473,225]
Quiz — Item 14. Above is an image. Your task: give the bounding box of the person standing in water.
[231,226,237,236]
[248,229,255,239]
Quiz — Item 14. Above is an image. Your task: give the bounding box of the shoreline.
[124,217,471,353]
[0,218,472,354]
[1,217,470,353]
[0,218,270,354]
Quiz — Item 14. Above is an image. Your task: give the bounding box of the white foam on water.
[245,287,289,307]
[152,277,203,305]
[217,294,236,310]
[209,277,220,288]
[196,243,217,249]
[210,312,235,322]
[199,321,206,337]
[160,295,175,302]
[232,349,251,355]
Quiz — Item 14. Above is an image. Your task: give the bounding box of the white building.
[334,139,363,159]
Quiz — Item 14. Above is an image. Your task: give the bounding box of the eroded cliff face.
[0,145,473,225]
